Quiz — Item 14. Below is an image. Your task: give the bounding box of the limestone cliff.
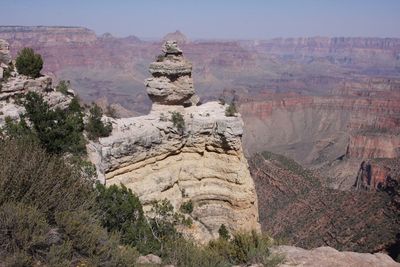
[89,41,260,242]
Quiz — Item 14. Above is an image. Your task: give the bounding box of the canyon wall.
[250,152,399,256]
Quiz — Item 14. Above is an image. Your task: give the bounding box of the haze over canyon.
[0,23,399,266]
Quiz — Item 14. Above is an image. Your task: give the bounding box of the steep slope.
[250,152,400,258]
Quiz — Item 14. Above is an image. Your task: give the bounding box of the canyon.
[0,25,399,264]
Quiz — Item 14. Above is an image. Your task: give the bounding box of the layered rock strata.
[89,42,260,242]
[145,41,198,106]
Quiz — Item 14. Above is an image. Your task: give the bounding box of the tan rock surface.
[145,41,197,106]
[90,102,260,242]
[274,246,400,267]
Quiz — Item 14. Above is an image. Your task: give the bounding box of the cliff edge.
[89,41,260,242]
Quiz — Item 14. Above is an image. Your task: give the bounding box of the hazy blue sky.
[1,0,399,39]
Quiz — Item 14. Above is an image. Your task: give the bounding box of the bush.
[0,202,49,254]
[219,224,230,240]
[56,80,70,95]
[162,237,230,267]
[95,183,156,254]
[15,48,43,78]
[55,210,138,265]
[225,102,237,117]
[180,200,194,214]
[21,92,86,155]
[171,111,185,132]
[0,138,94,221]
[86,103,112,140]
[105,105,118,118]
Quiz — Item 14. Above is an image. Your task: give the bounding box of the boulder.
[273,246,400,267]
[137,254,162,265]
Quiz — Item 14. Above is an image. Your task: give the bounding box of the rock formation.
[274,246,400,267]
[145,40,198,106]
[0,39,11,64]
[0,39,74,126]
[0,39,11,81]
[89,41,260,242]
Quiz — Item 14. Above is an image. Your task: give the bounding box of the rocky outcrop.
[274,246,400,267]
[0,40,74,126]
[0,39,11,81]
[354,158,400,192]
[0,39,11,64]
[145,41,198,106]
[89,42,260,242]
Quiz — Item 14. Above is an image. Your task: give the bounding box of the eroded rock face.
[145,41,198,106]
[274,246,400,267]
[0,44,74,126]
[89,102,260,242]
[249,153,399,256]
[0,39,11,65]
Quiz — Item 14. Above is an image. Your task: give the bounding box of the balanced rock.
[145,41,198,106]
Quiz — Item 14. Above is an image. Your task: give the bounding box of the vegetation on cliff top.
[0,138,281,266]
[15,47,43,78]
[0,51,282,266]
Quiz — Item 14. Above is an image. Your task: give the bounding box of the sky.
[1,0,399,39]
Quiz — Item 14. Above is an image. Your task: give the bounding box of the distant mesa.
[162,30,190,44]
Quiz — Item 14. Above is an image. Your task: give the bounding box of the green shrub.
[0,138,94,221]
[208,231,283,266]
[22,92,86,155]
[218,224,230,240]
[46,241,73,267]
[105,105,118,118]
[171,111,185,132]
[162,237,230,267]
[3,249,33,267]
[180,200,194,214]
[95,183,156,254]
[55,210,138,265]
[225,102,237,117]
[56,80,70,95]
[86,103,112,140]
[15,48,43,78]
[0,202,49,253]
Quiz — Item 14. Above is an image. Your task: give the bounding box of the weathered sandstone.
[0,39,11,65]
[145,41,198,106]
[89,102,260,241]
[89,42,260,242]
[274,246,400,267]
